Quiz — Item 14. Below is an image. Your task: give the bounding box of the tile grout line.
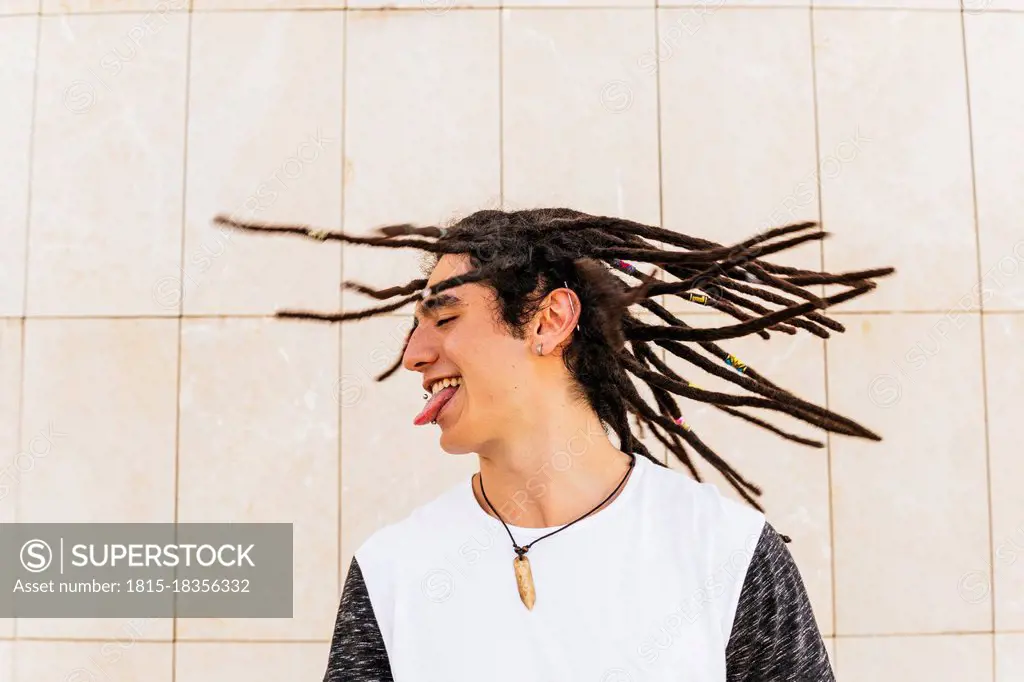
[652,4,667,335]
[806,3,838,646]
[3,308,1024,323]
[13,1,44,647]
[4,628,1017,645]
[652,4,668,465]
[957,3,997,657]
[20,5,1024,16]
[171,1,196,663]
[498,5,505,210]
[338,3,348,609]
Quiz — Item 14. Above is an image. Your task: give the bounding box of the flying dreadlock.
[213,207,894,512]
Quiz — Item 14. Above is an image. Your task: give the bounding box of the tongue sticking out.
[414,385,459,426]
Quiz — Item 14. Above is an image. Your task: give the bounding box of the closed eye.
[436,316,457,328]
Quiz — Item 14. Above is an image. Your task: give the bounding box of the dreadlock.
[213,208,894,512]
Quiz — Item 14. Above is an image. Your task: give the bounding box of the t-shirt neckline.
[463,453,648,540]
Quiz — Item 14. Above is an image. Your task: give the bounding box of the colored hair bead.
[308,229,329,241]
[725,354,747,374]
[673,415,691,431]
[687,293,709,305]
[612,259,639,275]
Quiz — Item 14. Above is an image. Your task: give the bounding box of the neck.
[471,395,636,529]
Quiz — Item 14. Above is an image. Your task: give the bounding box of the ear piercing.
[535,343,543,355]
[563,281,581,332]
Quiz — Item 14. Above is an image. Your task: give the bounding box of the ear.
[531,287,578,354]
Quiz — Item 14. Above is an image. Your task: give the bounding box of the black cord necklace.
[477,452,637,610]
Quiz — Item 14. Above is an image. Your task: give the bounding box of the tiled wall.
[0,0,1021,680]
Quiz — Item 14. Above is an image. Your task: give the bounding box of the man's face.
[403,254,537,454]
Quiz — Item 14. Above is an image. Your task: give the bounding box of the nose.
[402,322,438,373]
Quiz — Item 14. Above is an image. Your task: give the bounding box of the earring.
[535,343,543,355]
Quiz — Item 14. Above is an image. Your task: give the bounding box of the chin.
[438,435,475,456]
[437,420,479,456]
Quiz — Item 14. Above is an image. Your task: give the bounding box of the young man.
[219,207,890,681]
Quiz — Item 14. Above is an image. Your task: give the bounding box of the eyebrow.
[413,293,465,322]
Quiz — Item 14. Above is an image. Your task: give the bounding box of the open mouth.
[413,376,463,426]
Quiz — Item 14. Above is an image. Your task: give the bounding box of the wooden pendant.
[513,554,536,610]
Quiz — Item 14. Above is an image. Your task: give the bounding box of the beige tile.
[342,9,500,310]
[28,13,188,316]
[502,8,660,226]
[17,319,177,639]
[814,11,976,312]
[660,0,808,6]
[184,10,343,315]
[176,318,338,640]
[828,313,990,634]
[965,0,1024,9]
[997,634,1024,682]
[506,0,650,6]
[340,315,478,570]
[348,0,496,7]
[816,0,957,8]
[0,642,9,682]
[966,15,1024,312]
[0,321,19,639]
[838,635,993,681]
[14,640,173,682]
[0,320,21,525]
[175,642,328,682]
[19,319,177,522]
[194,0,343,9]
[663,312,833,634]
[659,8,820,317]
[0,0,38,14]
[985,315,1024,630]
[0,16,35,316]
[43,0,189,14]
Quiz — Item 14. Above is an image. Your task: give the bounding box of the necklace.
[476,453,637,610]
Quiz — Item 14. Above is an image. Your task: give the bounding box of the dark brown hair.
[214,207,893,511]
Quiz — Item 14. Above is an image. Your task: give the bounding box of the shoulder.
[642,459,766,550]
[352,478,469,574]
[639,460,768,635]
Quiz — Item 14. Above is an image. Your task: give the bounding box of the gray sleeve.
[725,522,835,682]
[323,557,395,682]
